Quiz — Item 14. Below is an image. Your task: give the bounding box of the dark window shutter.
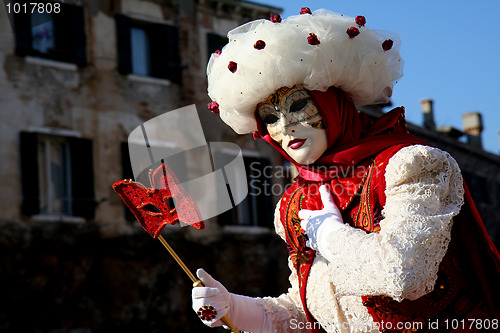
[148,23,168,80]
[120,142,134,179]
[217,206,236,226]
[206,33,227,59]
[52,5,72,63]
[69,137,95,219]
[120,142,135,221]
[149,23,180,83]
[244,156,274,227]
[166,25,181,83]
[255,157,274,227]
[13,10,32,57]
[20,131,40,216]
[115,14,132,75]
[52,3,86,66]
[72,5,87,67]
[67,4,87,67]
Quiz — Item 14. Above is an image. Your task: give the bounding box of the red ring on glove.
[197,305,218,321]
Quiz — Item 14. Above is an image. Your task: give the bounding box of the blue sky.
[250,0,500,154]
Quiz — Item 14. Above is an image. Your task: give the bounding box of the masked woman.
[192,9,500,333]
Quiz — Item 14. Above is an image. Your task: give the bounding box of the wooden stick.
[157,235,240,333]
[158,235,198,282]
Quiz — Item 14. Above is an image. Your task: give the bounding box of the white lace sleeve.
[273,200,287,241]
[255,201,309,333]
[323,145,465,301]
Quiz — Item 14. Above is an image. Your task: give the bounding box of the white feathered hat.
[207,9,403,134]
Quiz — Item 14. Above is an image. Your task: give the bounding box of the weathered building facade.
[0,0,288,331]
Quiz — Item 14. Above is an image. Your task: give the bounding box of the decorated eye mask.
[258,87,328,165]
[258,87,325,140]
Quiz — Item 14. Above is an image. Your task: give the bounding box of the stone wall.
[0,221,289,332]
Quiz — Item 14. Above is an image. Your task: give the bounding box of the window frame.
[206,32,227,61]
[115,14,181,83]
[13,1,87,67]
[37,134,73,216]
[20,130,95,220]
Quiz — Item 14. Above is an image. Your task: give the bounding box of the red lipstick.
[288,138,306,149]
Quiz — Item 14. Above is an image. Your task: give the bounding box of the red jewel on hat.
[300,7,312,15]
[254,40,266,50]
[355,16,366,27]
[228,61,237,73]
[382,39,394,51]
[270,13,282,23]
[346,27,360,39]
[208,101,219,114]
[307,33,320,45]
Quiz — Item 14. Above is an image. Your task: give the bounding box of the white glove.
[298,185,346,259]
[192,269,275,332]
[192,269,231,327]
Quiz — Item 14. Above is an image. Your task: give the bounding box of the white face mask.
[258,87,328,165]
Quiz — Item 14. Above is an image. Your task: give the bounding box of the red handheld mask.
[113,163,204,238]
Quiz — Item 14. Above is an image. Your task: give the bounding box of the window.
[115,14,181,83]
[13,1,87,66]
[20,131,95,219]
[31,13,55,54]
[218,156,274,227]
[37,135,72,215]
[206,32,227,59]
[130,27,151,76]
